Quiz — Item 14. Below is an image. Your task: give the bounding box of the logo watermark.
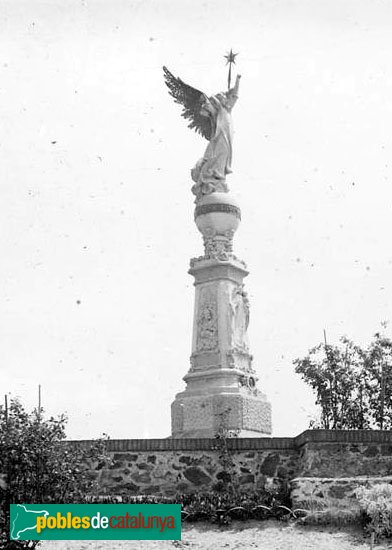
[10,504,181,540]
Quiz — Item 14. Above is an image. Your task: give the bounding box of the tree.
[366,334,392,430]
[0,398,109,549]
[294,333,392,430]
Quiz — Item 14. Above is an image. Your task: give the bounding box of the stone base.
[290,476,392,513]
[171,389,272,438]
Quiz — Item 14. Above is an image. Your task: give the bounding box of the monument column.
[163,61,272,438]
[171,192,272,437]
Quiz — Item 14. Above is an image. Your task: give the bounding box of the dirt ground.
[41,520,392,549]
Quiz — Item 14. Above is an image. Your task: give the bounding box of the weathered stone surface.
[96,446,300,497]
[142,485,161,495]
[89,435,392,504]
[260,453,280,476]
[239,474,254,484]
[162,487,177,496]
[277,466,290,478]
[298,441,392,477]
[380,445,392,456]
[183,466,212,486]
[131,471,151,484]
[364,445,379,457]
[113,453,138,462]
[112,476,123,483]
[216,471,231,482]
[255,475,267,489]
[137,462,153,471]
[109,461,123,470]
[291,476,392,511]
[328,483,352,499]
[122,482,139,493]
[176,482,191,492]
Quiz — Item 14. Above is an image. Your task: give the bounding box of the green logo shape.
[10,504,181,540]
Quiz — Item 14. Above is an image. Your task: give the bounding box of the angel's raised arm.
[225,75,241,111]
[233,74,241,96]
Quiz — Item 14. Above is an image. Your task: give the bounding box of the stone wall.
[295,430,392,477]
[291,430,392,512]
[290,476,392,512]
[72,430,392,509]
[82,437,297,496]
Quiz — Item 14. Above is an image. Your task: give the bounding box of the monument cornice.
[188,261,249,284]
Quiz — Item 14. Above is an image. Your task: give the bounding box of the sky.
[1,0,392,439]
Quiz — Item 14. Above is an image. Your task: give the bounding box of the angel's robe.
[191,95,233,197]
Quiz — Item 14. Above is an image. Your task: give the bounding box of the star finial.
[224,49,238,90]
[224,49,238,66]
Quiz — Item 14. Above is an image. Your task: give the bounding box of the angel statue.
[163,66,241,201]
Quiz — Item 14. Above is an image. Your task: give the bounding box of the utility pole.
[38,384,42,420]
[380,365,386,430]
[323,329,328,347]
[4,394,8,426]
[4,394,10,532]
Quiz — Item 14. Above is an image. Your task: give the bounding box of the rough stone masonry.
[73,429,392,511]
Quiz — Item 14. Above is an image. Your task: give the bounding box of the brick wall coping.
[67,437,295,451]
[67,429,392,452]
[294,429,392,447]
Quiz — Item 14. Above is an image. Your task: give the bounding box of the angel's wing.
[163,66,213,140]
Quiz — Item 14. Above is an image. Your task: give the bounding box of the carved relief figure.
[229,284,250,351]
[196,291,218,352]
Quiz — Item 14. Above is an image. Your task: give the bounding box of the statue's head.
[202,90,238,114]
[225,88,239,110]
[215,91,238,111]
[216,92,227,104]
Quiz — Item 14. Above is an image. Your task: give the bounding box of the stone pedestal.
[171,192,272,438]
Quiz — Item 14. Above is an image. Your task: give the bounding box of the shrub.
[0,399,110,549]
[87,488,293,525]
[356,483,392,541]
